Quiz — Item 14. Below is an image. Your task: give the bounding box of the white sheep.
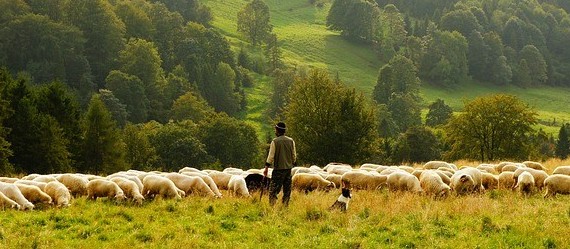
[522,161,548,172]
[108,174,144,194]
[498,172,515,190]
[450,167,484,194]
[423,161,456,170]
[341,171,387,190]
[325,174,343,189]
[14,180,47,191]
[163,173,215,197]
[0,182,34,210]
[292,173,335,193]
[209,171,233,190]
[0,176,19,183]
[515,171,535,196]
[44,181,71,207]
[552,166,570,176]
[180,172,222,197]
[386,171,423,193]
[15,183,52,205]
[110,177,144,204]
[228,175,250,197]
[543,174,570,198]
[32,175,57,183]
[481,172,499,190]
[56,174,89,197]
[419,170,450,197]
[512,168,549,190]
[87,179,126,201]
[142,175,183,200]
[0,191,20,210]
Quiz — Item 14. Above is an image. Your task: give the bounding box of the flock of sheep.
[1,160,570,211]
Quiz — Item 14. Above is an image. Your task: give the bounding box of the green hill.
[203,0,570,136]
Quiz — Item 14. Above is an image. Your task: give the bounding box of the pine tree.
[555,124,570,159]
[82,94,127,174]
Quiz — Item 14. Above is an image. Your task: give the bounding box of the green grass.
[2,189,570,248]
[204,0,570,136]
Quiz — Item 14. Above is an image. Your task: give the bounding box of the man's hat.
[275,122,286,131]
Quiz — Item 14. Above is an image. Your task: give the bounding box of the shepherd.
[264,122,297,207]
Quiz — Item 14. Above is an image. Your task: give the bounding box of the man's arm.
[292,140,297,166]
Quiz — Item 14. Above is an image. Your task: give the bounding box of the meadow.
[204,0,570,137]
[2,159,570,248]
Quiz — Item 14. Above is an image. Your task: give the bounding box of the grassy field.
[2,159,570,248]
[203,0,570,136]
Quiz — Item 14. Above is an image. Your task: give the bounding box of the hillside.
[203,0,570,135]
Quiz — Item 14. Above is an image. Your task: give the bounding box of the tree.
[105,70,149,123]
[421,30,468,86]
[326,0,381,42]
[67,0,126,87]
[148,121,212,171]
[269,68,296,119]
[237,0,273,46]
[426,99,452,127]
[285,69,377,165]
[264,33,283,72]
[0,69,14,174]
[201,62,242,116]
[118,38,166,121]
[170,91,215,122]
[123,123,158,171]
[378,4,407,56]
[445,94,537,161]
[519,45,548,86]
[439,9,482,37]
[387,93,422,132]
[392,126,441,163]
[98,89,128,128]
[82,94,127,174]
[198,115,261,168]
[555,124,570,159]
[114,1,154,40]
[467,30,489,81]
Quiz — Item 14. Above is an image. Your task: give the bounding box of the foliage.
[392,126,441,163]
[285,69,378,165]
[82,94,127,174]
[0,69,14,174]
[237,0,273,46]
[148,121,212,171]
[198,114,261,168]
[421,29,468,86]
[170,91,215,123]
[105,70,149,124]
[555,124,570,159]
[268,68,296,119]
[122,123,158,171]
[98,89,128,128]
[445,94,537,161]
[426,99,453,127]
[327,0,381,42]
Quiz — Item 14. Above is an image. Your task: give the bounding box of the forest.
[1,0,570,175]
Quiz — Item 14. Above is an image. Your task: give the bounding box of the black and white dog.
[329,185,351,212]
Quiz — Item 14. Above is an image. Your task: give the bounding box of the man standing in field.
[264,122,296,207]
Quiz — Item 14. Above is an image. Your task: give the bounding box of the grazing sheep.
[435,170,452,185]
[412,169,424,179]
[512,168,549,190]
[515,172,535,196]
[32,175,57,183]
[163,173,215,197]
[141,175,183,199]
[44,181,71,207]
[449,168,482,195]
[209,171,233,190]
[20,174,40,181]
[477,164,498,174]
[110,177,144,204]
[56,174,89,197]
[481,172,499,190]
[0,191,20,210]
[379,167,405,176]
[522,161,548,172]
[495,162,516,173]
[543,174,570,198]
[326,163,353,175]
[15,184,52,204]
[0,182,34,210]
[108,174,144,194]
[500,163,523,173]
[87,179,126,201]
[359,163,383,171]
[292,173,335,193]
[325,174,343,189]
[180,172,223,197]
[292,166,314,175]
[14,180,47,191]
[437,167,456,175]
[0,177,19,183]
[498,172,516,190]
[341,171,387,190]
[178,167,203,174]
[223,167,245,175]
[553,166,570,176]
[228,175,250,197]
[419,170,450,197]
[423,161,455,170]
[450,167,484,194]
[398,166,416,174]
[387,171,423,193]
